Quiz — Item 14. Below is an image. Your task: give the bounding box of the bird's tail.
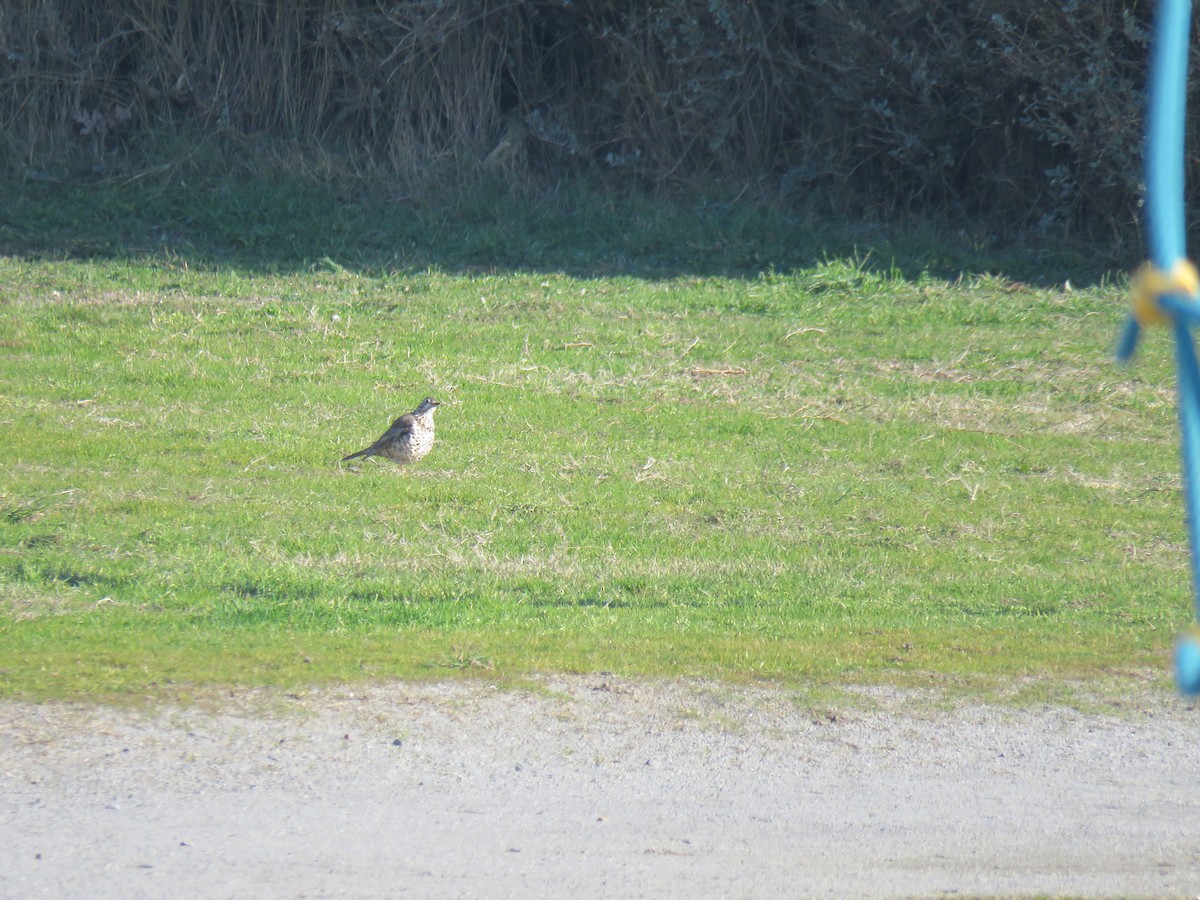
[341,448,372,462]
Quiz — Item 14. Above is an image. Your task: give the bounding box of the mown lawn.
[0,181,1187,699]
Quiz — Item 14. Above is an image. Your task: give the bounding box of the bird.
[341,397,442,467]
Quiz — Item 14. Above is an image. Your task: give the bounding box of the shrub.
[0,0,1173,233]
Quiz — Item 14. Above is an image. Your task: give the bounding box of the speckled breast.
[384,420,435,464]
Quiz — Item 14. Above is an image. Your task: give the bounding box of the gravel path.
[2,676,1199,898]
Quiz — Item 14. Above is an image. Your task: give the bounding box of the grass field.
[0,174,1189,700]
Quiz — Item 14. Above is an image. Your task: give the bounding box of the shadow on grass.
[0,167,1136,287]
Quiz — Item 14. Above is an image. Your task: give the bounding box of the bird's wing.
[383,413,416,439]
[361,413,415,450]
[343,413,416,461]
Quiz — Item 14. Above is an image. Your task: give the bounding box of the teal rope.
[1148,0,1191,269]
[1118,0,1200,694]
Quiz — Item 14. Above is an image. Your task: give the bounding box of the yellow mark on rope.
[1132,258,1200,326]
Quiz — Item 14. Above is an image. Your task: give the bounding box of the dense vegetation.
[0,0,1175,235]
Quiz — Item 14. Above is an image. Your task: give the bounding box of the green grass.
[0,174,1187,700]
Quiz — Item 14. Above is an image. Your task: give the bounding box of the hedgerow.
[0,1,1172,231]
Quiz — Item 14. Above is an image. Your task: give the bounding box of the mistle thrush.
[341,397,441,467]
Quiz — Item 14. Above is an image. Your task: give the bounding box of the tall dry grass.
[0,0,1175,231]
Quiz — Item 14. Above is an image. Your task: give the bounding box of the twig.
[685,366,748,377]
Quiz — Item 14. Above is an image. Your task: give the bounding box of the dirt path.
[2,676,1198,898]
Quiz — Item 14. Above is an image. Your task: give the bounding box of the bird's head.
[415,397,442,415]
